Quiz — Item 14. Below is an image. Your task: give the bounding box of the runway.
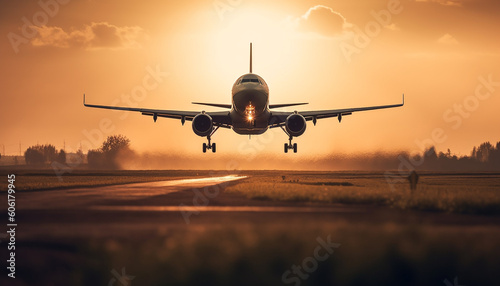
[18,175,248,210]
[3,174,500,286]
[12,174,500,241]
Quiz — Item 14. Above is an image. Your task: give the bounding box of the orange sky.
[1,0,499,161]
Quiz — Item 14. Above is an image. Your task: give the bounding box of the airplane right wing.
[269,95,404,128]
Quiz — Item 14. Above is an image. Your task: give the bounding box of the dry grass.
[3,169,500,214]
[18,223,500,285]
[226,172,500,214]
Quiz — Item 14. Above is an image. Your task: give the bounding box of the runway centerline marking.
[91,205,363,213]
[103,175,248,188]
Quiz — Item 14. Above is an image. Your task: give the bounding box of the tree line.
[398,141,500,171]
[23,135,131,169]
[24,144,66,165]
[21,136,500,171]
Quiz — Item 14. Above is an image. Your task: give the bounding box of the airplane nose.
[234,90,267,113]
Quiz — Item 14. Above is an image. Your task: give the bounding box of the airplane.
[84,43,404,153]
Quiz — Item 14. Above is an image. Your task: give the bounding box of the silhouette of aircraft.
[84,43,404,153]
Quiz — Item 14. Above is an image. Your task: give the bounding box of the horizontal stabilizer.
[192,102,232,109]
[269,103,308,109]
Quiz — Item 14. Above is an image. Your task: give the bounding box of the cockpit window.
[241,78,261,84]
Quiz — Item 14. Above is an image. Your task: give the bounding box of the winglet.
[83,94,86,106]
[402,94,405,105]
[249,43,253,73]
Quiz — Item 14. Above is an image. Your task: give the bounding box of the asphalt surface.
[8,175,500,241]
[2,175,500,286]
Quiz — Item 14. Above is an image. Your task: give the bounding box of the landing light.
[245,102,256,122]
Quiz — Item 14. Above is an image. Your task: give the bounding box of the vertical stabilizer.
[250,43,253,73]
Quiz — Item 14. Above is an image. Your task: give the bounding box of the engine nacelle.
[285,113,306,137]
[192,113,213,137]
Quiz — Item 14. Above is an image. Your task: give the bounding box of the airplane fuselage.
[230,73,270,135]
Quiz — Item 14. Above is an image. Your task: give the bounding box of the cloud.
[414,0,463,7]
[30,22,147,50]
[437,33,459,45]
[296,5,349,37]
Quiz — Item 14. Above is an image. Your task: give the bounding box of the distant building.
[0,155,26,166]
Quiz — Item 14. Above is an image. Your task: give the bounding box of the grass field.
[3,169,500,215]
[17,223,500,286]
[225,172,500,215]
[2,169,500,285]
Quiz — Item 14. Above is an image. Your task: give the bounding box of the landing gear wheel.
[203,143,207,153]
[281,131,298,154]
[212,143,216,153]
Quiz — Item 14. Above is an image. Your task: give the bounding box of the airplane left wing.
[269,95,404,128]
[83,94,232,128]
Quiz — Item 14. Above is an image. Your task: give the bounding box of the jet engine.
[192,113,213,137]
[285,113,306,137]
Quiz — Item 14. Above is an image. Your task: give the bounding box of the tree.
[423,147,438,170]
[102,135,131,160]
[491,142,500,169]
[24,144,59,165]
[25,147,45,165]
[87,135,131,169]
[87,149,105,168]
[425,146,437,159]
[76,149,84,160]
[57,149,66,164]
[475,142,493,162]
[42,144,57,162]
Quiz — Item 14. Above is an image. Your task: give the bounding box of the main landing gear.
[202,126,219,153]
[284,136,297,153]
[280,126,297,153]
[203,136,216,153]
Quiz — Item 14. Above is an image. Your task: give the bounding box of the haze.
[1,0,499,161]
